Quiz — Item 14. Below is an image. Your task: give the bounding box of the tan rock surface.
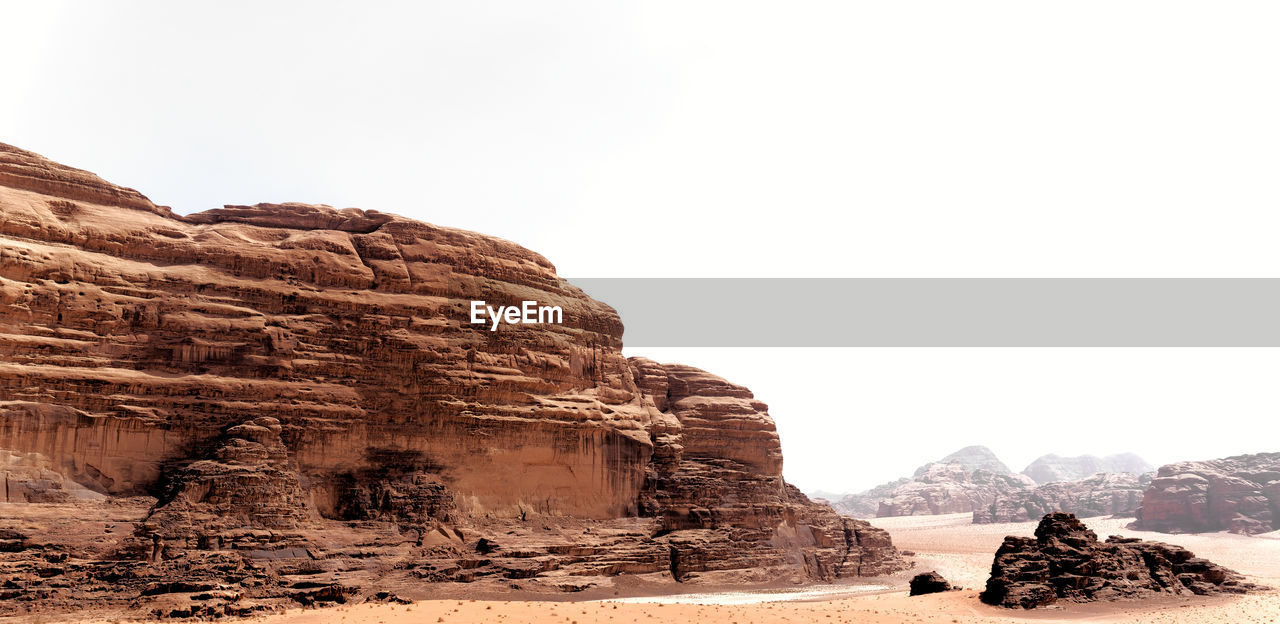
[0,143,908,618]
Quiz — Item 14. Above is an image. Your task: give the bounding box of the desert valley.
[1,143,1278,623]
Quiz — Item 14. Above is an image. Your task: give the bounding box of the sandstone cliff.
[1136,452,1280,535]
[0,143,909,618]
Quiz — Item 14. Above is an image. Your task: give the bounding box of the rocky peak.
[1032,511,1096,542]
[917,445,1011,476]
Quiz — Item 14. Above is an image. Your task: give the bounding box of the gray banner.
[568,278,1280,347]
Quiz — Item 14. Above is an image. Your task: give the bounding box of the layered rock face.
[1136,452,1280,535]
[981,513,1261,609]
[974,472,1152,524]
[0,143,908,617]
[1022,453,1152,485]
[629,360,905,580]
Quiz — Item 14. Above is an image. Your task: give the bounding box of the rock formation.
[876,463,1036,517]
[834,448,1159,524]
[1021,453,1152,485]
[981,513,1262,609]
[973,472,1152,524]
[0,143,910,618]
[1136,452,1280,535]
[831,447,1034,518]
[908,571,953,596]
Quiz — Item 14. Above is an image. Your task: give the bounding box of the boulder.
[909,571,953,596]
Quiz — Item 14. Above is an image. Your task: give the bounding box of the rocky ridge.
[0,143,909,618]
[833,447,1162,524]
[1136,452,1280,535]
[973,472,1152,524]
[980,513,1262,608]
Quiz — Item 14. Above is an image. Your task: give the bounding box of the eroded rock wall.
[1136,452,1280,535]
[0,141,648,519]
[0,143,909,617]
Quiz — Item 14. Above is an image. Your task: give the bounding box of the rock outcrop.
[0,143,910,618]
[1021,453,1153,485]
[1136,452,1280,535]
[981,513,1262,609]
[974,472,1152,524]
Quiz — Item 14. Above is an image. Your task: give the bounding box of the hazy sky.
[3,2,1279,492]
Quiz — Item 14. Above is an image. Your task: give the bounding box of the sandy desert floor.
[67,513,1280,624]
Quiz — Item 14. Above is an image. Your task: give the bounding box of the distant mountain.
[917,445,1012,476]
[831,446,1155,522]
[832,445,1027,518]
[1021,453,1153,484]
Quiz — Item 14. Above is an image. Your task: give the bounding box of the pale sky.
[3,1,1279,493]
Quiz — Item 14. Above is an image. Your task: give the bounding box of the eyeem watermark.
[470,300,563,331]
[567,278,1280,347]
